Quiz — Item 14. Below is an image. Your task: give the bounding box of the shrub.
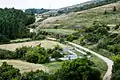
[67,35,74,42]
[15,46,30,59]
[32,34,46,40]
[38,55,49,64]
[25,53,39,63]
[51,50,63,58]
[0,49,16,59]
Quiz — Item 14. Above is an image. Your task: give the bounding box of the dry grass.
[0,40,71,51]
[0,60,48,73]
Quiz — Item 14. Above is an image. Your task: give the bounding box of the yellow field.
[0,40,71,51]
[0,60,48,73]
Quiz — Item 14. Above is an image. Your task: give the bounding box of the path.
[68,42,113,80]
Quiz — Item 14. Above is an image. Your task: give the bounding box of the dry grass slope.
[35,1,120,28]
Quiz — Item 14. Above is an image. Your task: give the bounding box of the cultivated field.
[40,29,77,35]
[0,40,71,51]
[0,60,48,73]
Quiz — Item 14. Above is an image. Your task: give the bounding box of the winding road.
[68,42,113,80]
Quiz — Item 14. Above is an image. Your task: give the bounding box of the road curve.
[68,42,113,80]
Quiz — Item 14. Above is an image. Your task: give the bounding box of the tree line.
[25,8,50,14]
[57,0,120,14]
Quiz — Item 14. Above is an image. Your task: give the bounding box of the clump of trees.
[25,8,50,14]
[53,58,101,80]
[25,46,50,64]
[0,45,64,64]
[0,8,35,43]
[83,23,109,44]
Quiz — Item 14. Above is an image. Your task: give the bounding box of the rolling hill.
[34,1,120,29]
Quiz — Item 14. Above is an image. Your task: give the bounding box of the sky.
[0,0,90,9]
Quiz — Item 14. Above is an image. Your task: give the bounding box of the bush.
[95,27,108,35]
[67,35,74,42]
[0,49,16,59]
[54,45,63,51]
[25,53,39,63]
[85,33,99,43]
[51,50,63,58]
[32,34,46,40]
[15,46,30,59]
[38,55,49,64]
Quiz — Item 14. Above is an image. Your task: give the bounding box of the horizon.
[0,0,90,9]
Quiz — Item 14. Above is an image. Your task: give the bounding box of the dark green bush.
[51,50,63,58]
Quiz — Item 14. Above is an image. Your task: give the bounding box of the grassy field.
[0,40,71,51]
[36,2,120,28]
[40,29,77,35]
[0,60,48,73]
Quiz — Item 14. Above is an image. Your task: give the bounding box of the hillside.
[35,1,120,29]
